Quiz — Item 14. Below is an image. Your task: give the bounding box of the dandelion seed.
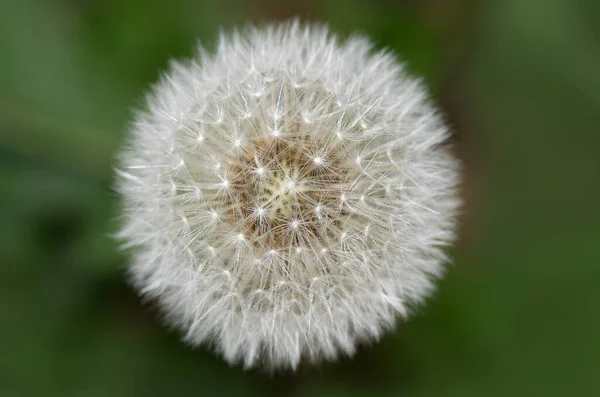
[116,20,461,371]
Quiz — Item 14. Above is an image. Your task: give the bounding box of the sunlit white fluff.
[116,20,461,371]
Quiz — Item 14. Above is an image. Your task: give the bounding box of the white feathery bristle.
[116,20,461,371]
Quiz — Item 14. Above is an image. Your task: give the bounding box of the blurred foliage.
[0,0,598,396]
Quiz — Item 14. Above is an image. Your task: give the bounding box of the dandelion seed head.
[116,20,461,371]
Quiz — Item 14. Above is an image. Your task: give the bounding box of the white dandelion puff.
[116,20,461,371]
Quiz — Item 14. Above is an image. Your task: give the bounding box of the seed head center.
[261,167,304,217]
[224,137,349,249]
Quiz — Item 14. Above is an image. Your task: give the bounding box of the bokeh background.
[1,0,598,396]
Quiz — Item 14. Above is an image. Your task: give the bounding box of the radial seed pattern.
[117,21,461,370]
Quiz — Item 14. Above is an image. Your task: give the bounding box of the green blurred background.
[1,0,598,396]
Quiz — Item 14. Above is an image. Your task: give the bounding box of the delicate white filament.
[116,20,461,371]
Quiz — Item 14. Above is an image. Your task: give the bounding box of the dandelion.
[116,20,461,371]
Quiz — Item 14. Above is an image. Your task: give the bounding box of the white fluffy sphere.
[116,20,461,370]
